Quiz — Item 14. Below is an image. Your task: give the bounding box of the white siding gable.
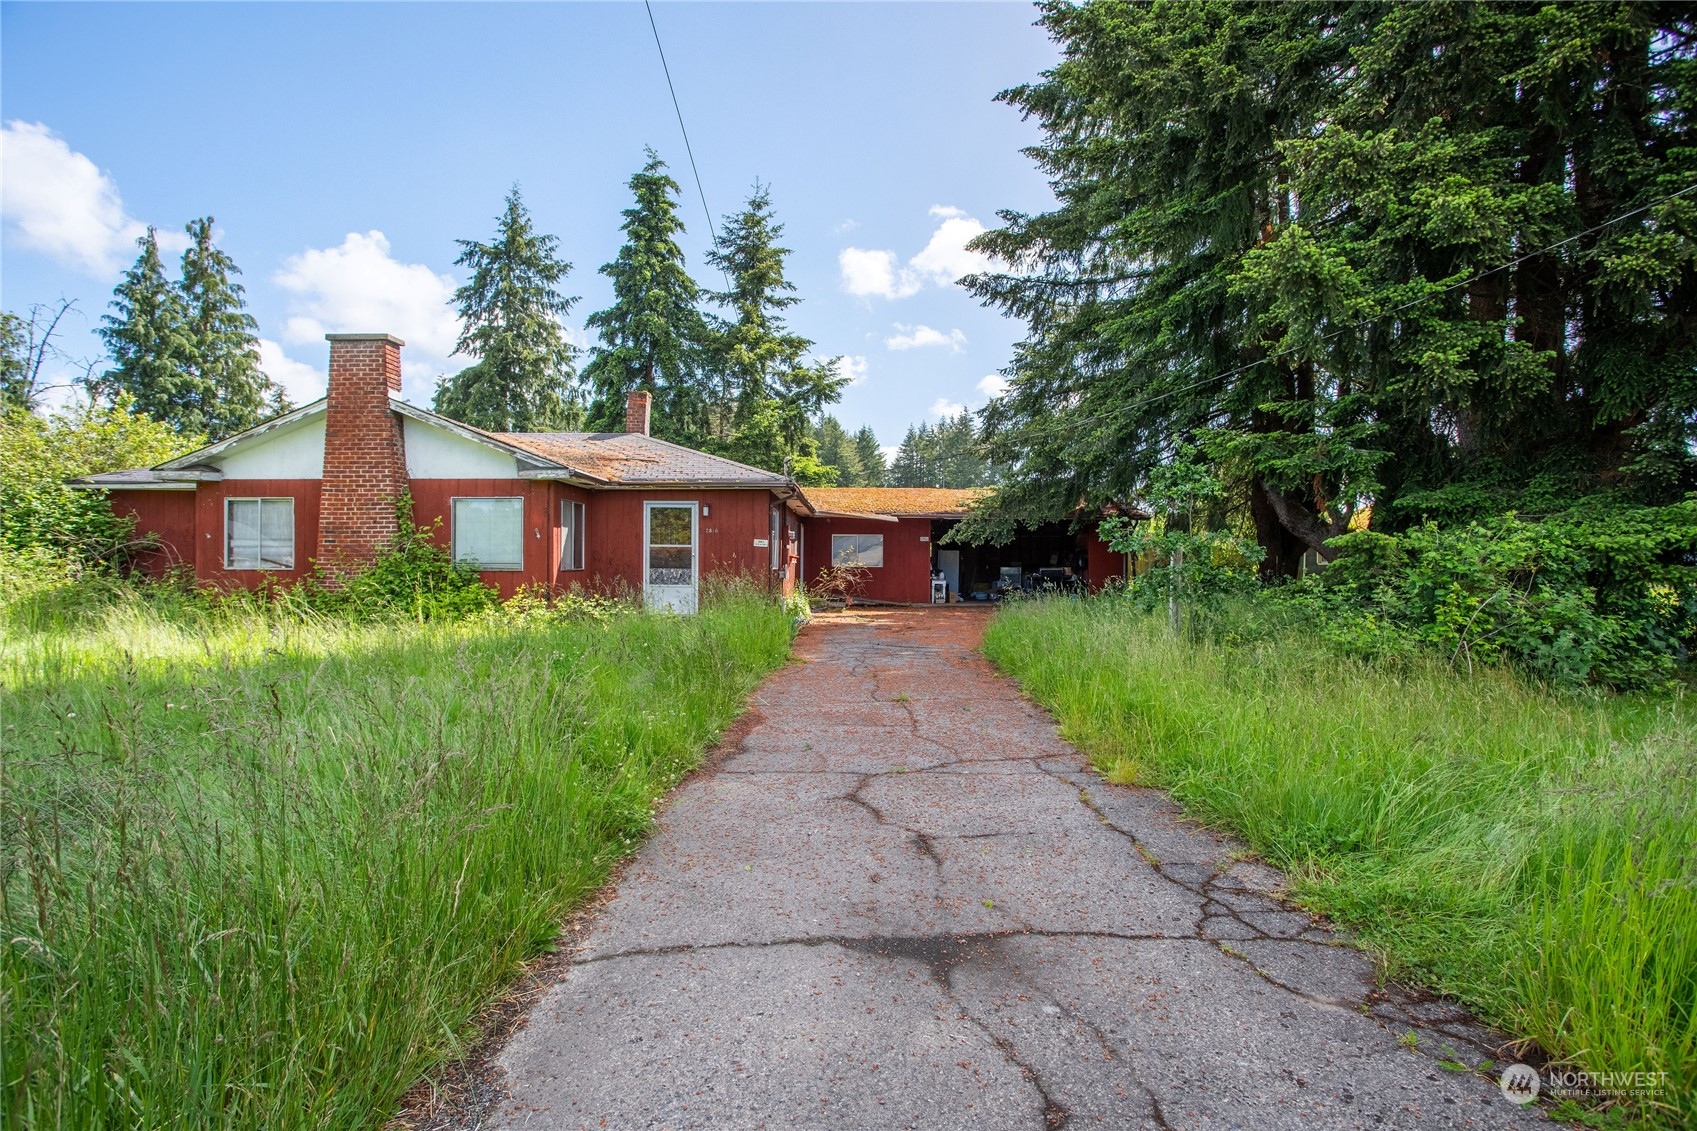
[217,416,326,479]
[404,416,518,479]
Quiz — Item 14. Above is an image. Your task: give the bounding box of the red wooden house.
[72,334,1133,610]
[72,334,804,612]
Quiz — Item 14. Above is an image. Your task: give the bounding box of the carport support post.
[1168,546,1183,635]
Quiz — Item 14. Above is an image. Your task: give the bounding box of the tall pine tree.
[96,223,282,441]
[434,187,581,432]
[965,1,1697,568]
[95,229,196,433]
[812,415,864,485]
[583,151,711,441]
[179,217,282,438]
[852,425,887,486]
[888,414,996,488]
[702,185,845,471]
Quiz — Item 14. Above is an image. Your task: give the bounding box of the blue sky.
[1,1,1058,453]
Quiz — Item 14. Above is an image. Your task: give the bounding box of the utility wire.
[1010,178,1697,442]
[644,0,729,288]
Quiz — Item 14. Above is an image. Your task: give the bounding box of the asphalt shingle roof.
[495,432,791,487]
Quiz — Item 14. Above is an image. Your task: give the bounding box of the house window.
[452,497,524,571]
[561,499,586,571]
[831,533,884,568]
[770,507,782,571]
[225,497,295,570]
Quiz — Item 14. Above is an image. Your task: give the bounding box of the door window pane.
[831,533,884,568]
[453,497,524,571]
[648,505,692,547]
[225,498,294,570]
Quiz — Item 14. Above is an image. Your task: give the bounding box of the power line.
[1011,178,1697,442]
[643,0,728,286]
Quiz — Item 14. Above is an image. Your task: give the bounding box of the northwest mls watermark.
[1499,1062,1669,1105]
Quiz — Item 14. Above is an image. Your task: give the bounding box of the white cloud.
[909,214,991,286]
[930,397,967,419]
[833,354,869,385]
[0,120,183,277]
[885,324,966,352]
[976,373,1010,400]
[837,204,993,300]
[879,444,900,465]
[274,231,460,396]
[839,247,920,300]
[833,218,859,234]
[257,339,326,404]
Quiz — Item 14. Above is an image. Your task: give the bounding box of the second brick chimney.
[319,333,408,567]
[625,389,652,436]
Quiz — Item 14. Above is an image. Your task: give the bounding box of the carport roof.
[801,487,992,519]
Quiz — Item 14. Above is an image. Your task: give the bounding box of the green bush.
[0,400,197,567]
[1274,499,1697,689]
[301,504,501,622]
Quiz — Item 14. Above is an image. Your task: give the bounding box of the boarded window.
[225,497,295,570]
[561,499,586,571]
[453,497,524,571]
[831,533,884,568]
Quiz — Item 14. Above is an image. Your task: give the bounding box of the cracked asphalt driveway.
[475,610,1545,1130]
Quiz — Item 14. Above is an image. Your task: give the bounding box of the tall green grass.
[1,584,791,1128]
[985,597,1695,1125]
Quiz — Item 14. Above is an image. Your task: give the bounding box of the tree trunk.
[1250,474,1308,579]
[1256,476,1340,562]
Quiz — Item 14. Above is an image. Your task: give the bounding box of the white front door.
[643,501,698,613]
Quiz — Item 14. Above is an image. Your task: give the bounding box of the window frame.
[223,496,296,571]
[830,532,885,569]
[451,495,526,572]
[560,498,586,572]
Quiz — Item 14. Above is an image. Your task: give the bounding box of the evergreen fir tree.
[702,185,845,470]
[583,151,711,441]
[888,414,995,488]
[965,2,1697,565]
[434,187,581,432]
[852,425,887,486]
[179,217,283,439]
[889,423,935,487]
[812,415,864,485]
[95,229,196,433]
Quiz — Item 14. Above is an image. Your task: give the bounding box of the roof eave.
[65,476,196,491]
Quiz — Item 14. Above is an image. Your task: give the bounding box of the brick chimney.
[625,389,652,436]
[319,333,408,567]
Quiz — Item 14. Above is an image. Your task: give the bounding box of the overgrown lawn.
[1,587,791,1128]
[985,596,1694,1126]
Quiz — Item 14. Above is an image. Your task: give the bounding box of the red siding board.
[109,489,197,577]
[802,516,934,604]
[1085,527,1127,590]
[586,489,781,599]
[195,480,323,589]
[111,474,792,601]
